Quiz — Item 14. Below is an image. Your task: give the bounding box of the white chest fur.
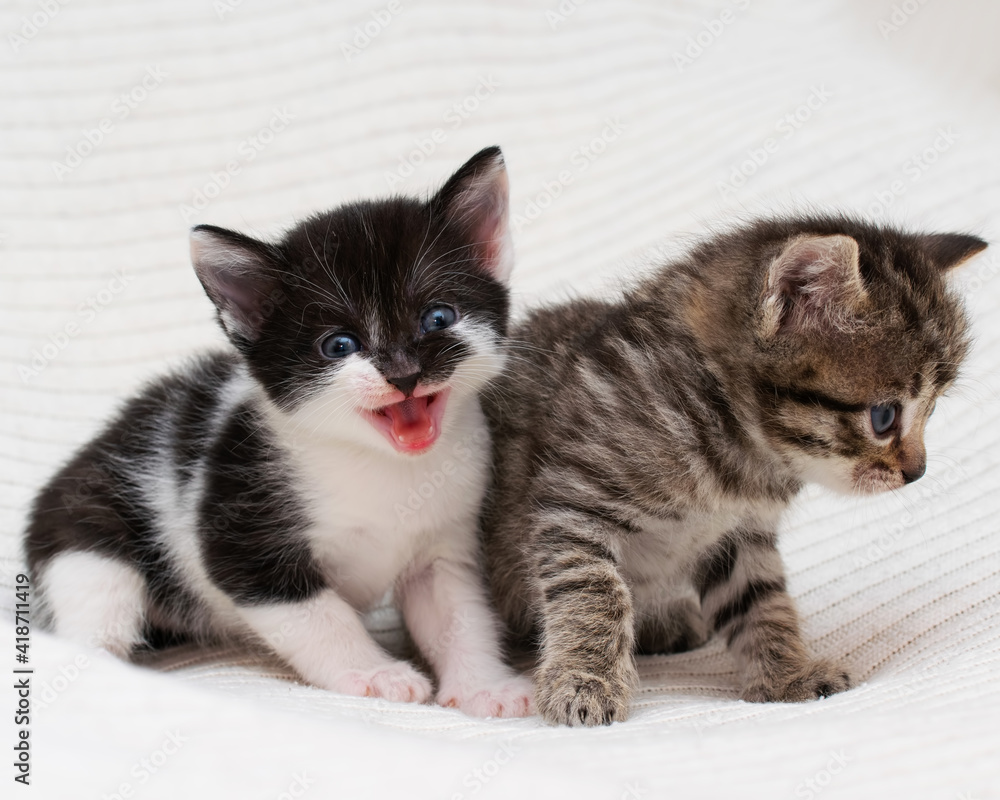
[274,398,492,610]
[621,513,733,607]
[622,502,785,613]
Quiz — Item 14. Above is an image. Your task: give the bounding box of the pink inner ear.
[766,235,864,334]
[782,247,836,302]
[464,177,512,281]
[435,148,513,281]
[190,230,274,338]
[213,267,264,319]
[472,201,507,274]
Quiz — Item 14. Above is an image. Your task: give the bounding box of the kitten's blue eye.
[870,404,897,435]
[420,305,458,334]
[320,333,361,359]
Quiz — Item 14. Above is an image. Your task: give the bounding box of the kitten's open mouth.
[364,388,451,454]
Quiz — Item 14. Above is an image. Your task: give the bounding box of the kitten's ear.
[916,232,988,272]
[432,145,513,282]
[190,225,281,343]
[761,234,866,336]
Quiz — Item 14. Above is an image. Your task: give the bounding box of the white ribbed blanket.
[2,1,999,797]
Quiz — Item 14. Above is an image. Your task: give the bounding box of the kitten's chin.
[799,459,904,496]
[362,388,451,455]
[810,467,905,496]
[851,464,906,495]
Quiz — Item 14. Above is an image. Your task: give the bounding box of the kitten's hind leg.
[694,528,851,702]
[40,550,147,658]
[238,589,432,704]
[635,596,709,656]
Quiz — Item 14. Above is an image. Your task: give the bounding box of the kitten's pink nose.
[387,372,420,397]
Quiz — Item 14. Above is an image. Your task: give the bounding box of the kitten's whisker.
[299,227,354,311]
[408,209,451,286]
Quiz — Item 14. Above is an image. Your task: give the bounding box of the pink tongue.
[382,396,434,444]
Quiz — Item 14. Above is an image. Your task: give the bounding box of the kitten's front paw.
[438,675,535,718]
[330,661,433,704]
[742,659,851,703]
[535,666,632,727]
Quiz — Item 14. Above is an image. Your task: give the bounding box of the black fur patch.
[711,578,787,630]
[763,383,867,414]
[198,403,325,606]
[695,536,739,600]
[24,356,232,632]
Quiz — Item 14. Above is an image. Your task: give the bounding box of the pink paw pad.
[331,662,433,704]
[438,676,535,718]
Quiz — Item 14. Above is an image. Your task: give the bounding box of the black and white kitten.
[25,147,534,717]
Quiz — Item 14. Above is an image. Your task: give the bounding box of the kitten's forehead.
[281,200,476,324]
[801,228,970,397]
[286,203,416,287]
[795,302,964,404]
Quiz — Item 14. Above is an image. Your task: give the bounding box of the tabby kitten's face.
[754,229,985,495]
[190,147,512,454]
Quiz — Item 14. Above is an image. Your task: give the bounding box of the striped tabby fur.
[481,215,986,725]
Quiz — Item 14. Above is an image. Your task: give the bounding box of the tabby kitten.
[481,215,985,725]
[26,146,534,717]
